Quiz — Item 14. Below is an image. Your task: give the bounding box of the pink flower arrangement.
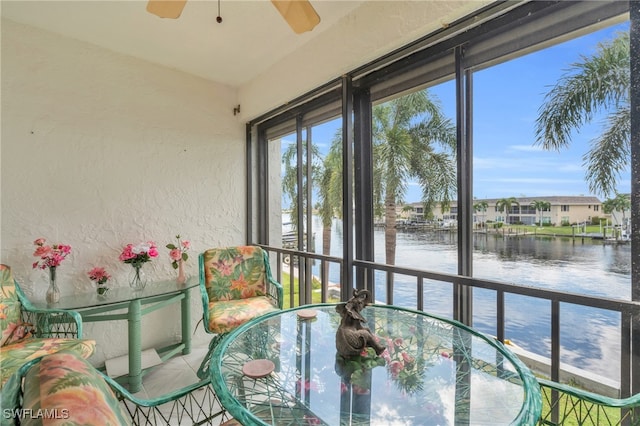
[166,235,190,269]
[32,238,72,270]
[379,334,422,393]
[338,329,423,395]
[87,267,111,285]
[119,241,159,266]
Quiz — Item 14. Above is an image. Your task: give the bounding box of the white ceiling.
[1,0,491,117]
[2,0,369,86]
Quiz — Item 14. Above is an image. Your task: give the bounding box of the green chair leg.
[196,334,226,381]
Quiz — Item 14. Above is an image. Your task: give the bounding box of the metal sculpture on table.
[335,289,385,358]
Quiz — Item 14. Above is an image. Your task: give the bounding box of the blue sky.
[282,21,631,204]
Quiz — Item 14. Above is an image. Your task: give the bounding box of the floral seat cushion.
[0,265,32,347]
[207,296,278,334]
[0,264,96,390]
[202,246,270,302]
[0,338,96,388]
[21,351,131,426]
[202,246,280,334]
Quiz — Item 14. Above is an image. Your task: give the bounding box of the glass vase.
[46,267,61,303]
[129,264,147,290]
[177,259,186,285]
[97,285,109,296]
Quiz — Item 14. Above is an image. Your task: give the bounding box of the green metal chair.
[107,373,228,425]
[3,353,230,426]
[0,264,95,391]
[538,378,640,425]
[196,246,283,379]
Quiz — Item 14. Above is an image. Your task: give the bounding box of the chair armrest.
[103,373,210,407]
[266,276,283,309]
[101,371,227,425]
[261,248,283,309]
[15,283,83,338]
[0,355,227,426]
[1,358,41,426]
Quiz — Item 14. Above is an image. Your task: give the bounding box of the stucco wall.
[1,19,244,364]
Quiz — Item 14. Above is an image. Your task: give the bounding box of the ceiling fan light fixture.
[146,0,188,19]
[146,0,320,35]
[270,0,320,34]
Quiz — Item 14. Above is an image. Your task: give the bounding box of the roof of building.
[402,195,603,208]
[476,196,602,205]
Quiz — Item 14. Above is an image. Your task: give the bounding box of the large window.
[471,22,631,381]
[251,0,636,395]
[268,116,344,307]
[369,79,458,309]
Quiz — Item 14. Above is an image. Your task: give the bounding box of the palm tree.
[316,131,343,279]
[373,90,457,265]
[402,204,414,215]
[473,200,488,228]
[281,140,322,245]
[530,200,551,227]
[285,90,456,275]
[496,197,519,225]
[534,30,630,197]
[602,193,631,238]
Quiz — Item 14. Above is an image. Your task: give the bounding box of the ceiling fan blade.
[146,0,187,19]
[271,0,320,34]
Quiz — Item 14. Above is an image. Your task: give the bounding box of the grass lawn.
[279,271,339,308]
[486,224,607,237]
[539,385,625,425]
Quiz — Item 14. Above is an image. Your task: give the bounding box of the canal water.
[310,217,632,379]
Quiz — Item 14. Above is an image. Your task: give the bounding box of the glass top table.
[210,304,541,426]
[26,276,199,392]
[27,276,199,310]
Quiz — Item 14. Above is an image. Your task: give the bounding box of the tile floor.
[128,344,208,399]
[117,340,229,425]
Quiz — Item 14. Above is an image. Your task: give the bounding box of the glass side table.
[27,276,199,393]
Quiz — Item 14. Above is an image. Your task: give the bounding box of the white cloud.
[474,156,582,172]
[507,144,545,152]
[478,177,584,184]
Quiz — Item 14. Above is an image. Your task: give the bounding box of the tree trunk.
[384,194,397,266]
[384,194,397,304]
[322,222,331,286]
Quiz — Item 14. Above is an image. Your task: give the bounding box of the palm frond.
[414,152,457,207]
[584,105,631,197]
[534,31,629,150]
[411,114,457,152]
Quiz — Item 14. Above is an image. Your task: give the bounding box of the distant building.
[400,196,604,226]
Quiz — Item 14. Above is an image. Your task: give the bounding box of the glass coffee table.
[209,304,541,425]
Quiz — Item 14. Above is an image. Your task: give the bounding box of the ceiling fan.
[146,0,321,34]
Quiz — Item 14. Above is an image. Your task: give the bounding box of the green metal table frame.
[28,276,199,393]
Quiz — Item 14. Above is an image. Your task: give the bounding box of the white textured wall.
[1,19,244,364]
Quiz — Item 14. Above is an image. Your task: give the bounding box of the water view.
[308,217,632,380]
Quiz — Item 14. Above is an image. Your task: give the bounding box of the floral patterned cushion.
[207,296,279,334]
[202,246,269,302]
[0,264,33,347]
[0,338,96,388]
[21,351,131,426]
